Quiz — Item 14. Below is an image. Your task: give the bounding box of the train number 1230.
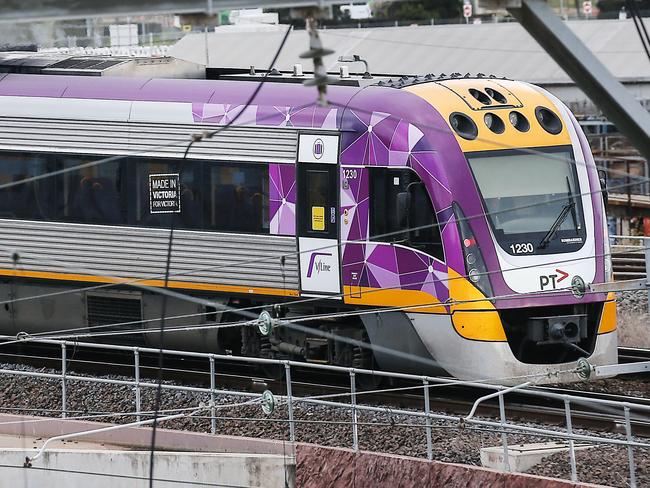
[509,242,534,254]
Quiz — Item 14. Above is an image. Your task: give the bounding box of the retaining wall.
[295,444,606,488]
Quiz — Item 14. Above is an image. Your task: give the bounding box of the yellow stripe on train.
[0,268,300,297]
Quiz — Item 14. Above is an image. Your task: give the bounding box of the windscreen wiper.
[538,177,576,249]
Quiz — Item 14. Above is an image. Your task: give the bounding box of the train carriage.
[0,66,617,383]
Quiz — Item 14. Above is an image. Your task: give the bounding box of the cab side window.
[369,167,444,261]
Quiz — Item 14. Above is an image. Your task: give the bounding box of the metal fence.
[611,236,650,315]
[1,335,649,486]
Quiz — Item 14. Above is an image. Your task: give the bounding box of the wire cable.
[626,0,650,63]
[0,55,636,384]
[147,23,294,488]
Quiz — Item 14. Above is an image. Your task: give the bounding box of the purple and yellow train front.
[329,77,616,384]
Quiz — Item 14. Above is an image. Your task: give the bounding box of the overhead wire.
[0,160,636,366]
[626,0,650,63]
[0,238,628,346]
[0,226,635,345]
[145,23,295,488]
[0,21,637,488]
[0,35,638,391]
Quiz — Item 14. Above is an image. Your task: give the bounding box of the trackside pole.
[210,355,216,434]
[134,348,141,422]
[624,407,637,488]
[423,379,433,461]
[499,395,510,472]
[285,362,295,442]
[61,343,67,418]
[350,370,358,451]
[564,399,577,482]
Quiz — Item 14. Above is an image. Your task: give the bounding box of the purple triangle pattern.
[192,103,338,129]
[339,108,456,305]
[342,243,449,304]
[269,164,296,236]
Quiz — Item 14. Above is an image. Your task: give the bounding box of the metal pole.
[209,355,216,435]
[564,399,578,482]
[624,407,638,488]
[423,379,433,461]
[644,238,650,314]
[61,343,67,418]
[350,370,358,451]
[508,0,650,161]
[134,348,141,422]
[499,394,511,472]
[204,26,210,67]
[284,362,295,442]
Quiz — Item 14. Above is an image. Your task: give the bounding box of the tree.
[372,0,460,21]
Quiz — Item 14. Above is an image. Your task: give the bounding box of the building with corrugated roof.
[169,18,650,235]
[169,18,650,117]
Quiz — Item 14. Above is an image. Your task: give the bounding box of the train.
[0,54,617,384]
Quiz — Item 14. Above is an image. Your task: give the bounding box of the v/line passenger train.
[0,63,617,384]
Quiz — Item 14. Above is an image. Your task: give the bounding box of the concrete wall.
[4,449,294,488]
[295,444,605,488]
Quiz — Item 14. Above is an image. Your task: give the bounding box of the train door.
[296,133,341,297]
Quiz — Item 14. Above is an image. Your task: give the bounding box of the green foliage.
[373,0,460,20]
[597,0,650,13]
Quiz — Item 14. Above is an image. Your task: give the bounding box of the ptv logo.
[313,139,324,160]
[539,269,569,290]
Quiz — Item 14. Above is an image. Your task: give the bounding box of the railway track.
[618,346,650,363]
[0,342,647,439]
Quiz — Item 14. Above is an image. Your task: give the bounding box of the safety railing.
[0,335,649,486]
[610,235,650,322]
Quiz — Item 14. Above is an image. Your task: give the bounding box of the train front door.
[296,133,341,297]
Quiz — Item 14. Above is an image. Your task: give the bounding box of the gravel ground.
[550,377,650,397]
[616,291,650,348]
[527,445,650,487]
[0,362,648,487]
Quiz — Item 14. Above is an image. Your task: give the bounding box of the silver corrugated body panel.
[0,117,298,163]
[0,219,299,292]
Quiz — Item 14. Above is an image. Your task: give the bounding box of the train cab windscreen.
[467,147,586,255]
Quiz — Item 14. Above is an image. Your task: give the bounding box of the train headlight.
[484,112,505,134]
[449,112,478,140]
[508,111,530,132]
[454,203,494,299]
[535,106,563,135]
[468,269,480,283]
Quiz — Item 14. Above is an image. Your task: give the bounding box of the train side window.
[369,168,444,261]
[0,153,57,221]
[204,163,269,234]
[62,157,124,225]
[130,159,205,230]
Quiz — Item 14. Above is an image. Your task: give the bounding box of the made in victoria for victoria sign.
[149,173,181,213]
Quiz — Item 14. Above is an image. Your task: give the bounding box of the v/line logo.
[307,252,332,277]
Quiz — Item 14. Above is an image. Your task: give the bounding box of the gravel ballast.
[0,362,647,487]
[616,290,650,348]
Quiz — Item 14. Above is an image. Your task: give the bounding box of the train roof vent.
[437,80,523,111]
